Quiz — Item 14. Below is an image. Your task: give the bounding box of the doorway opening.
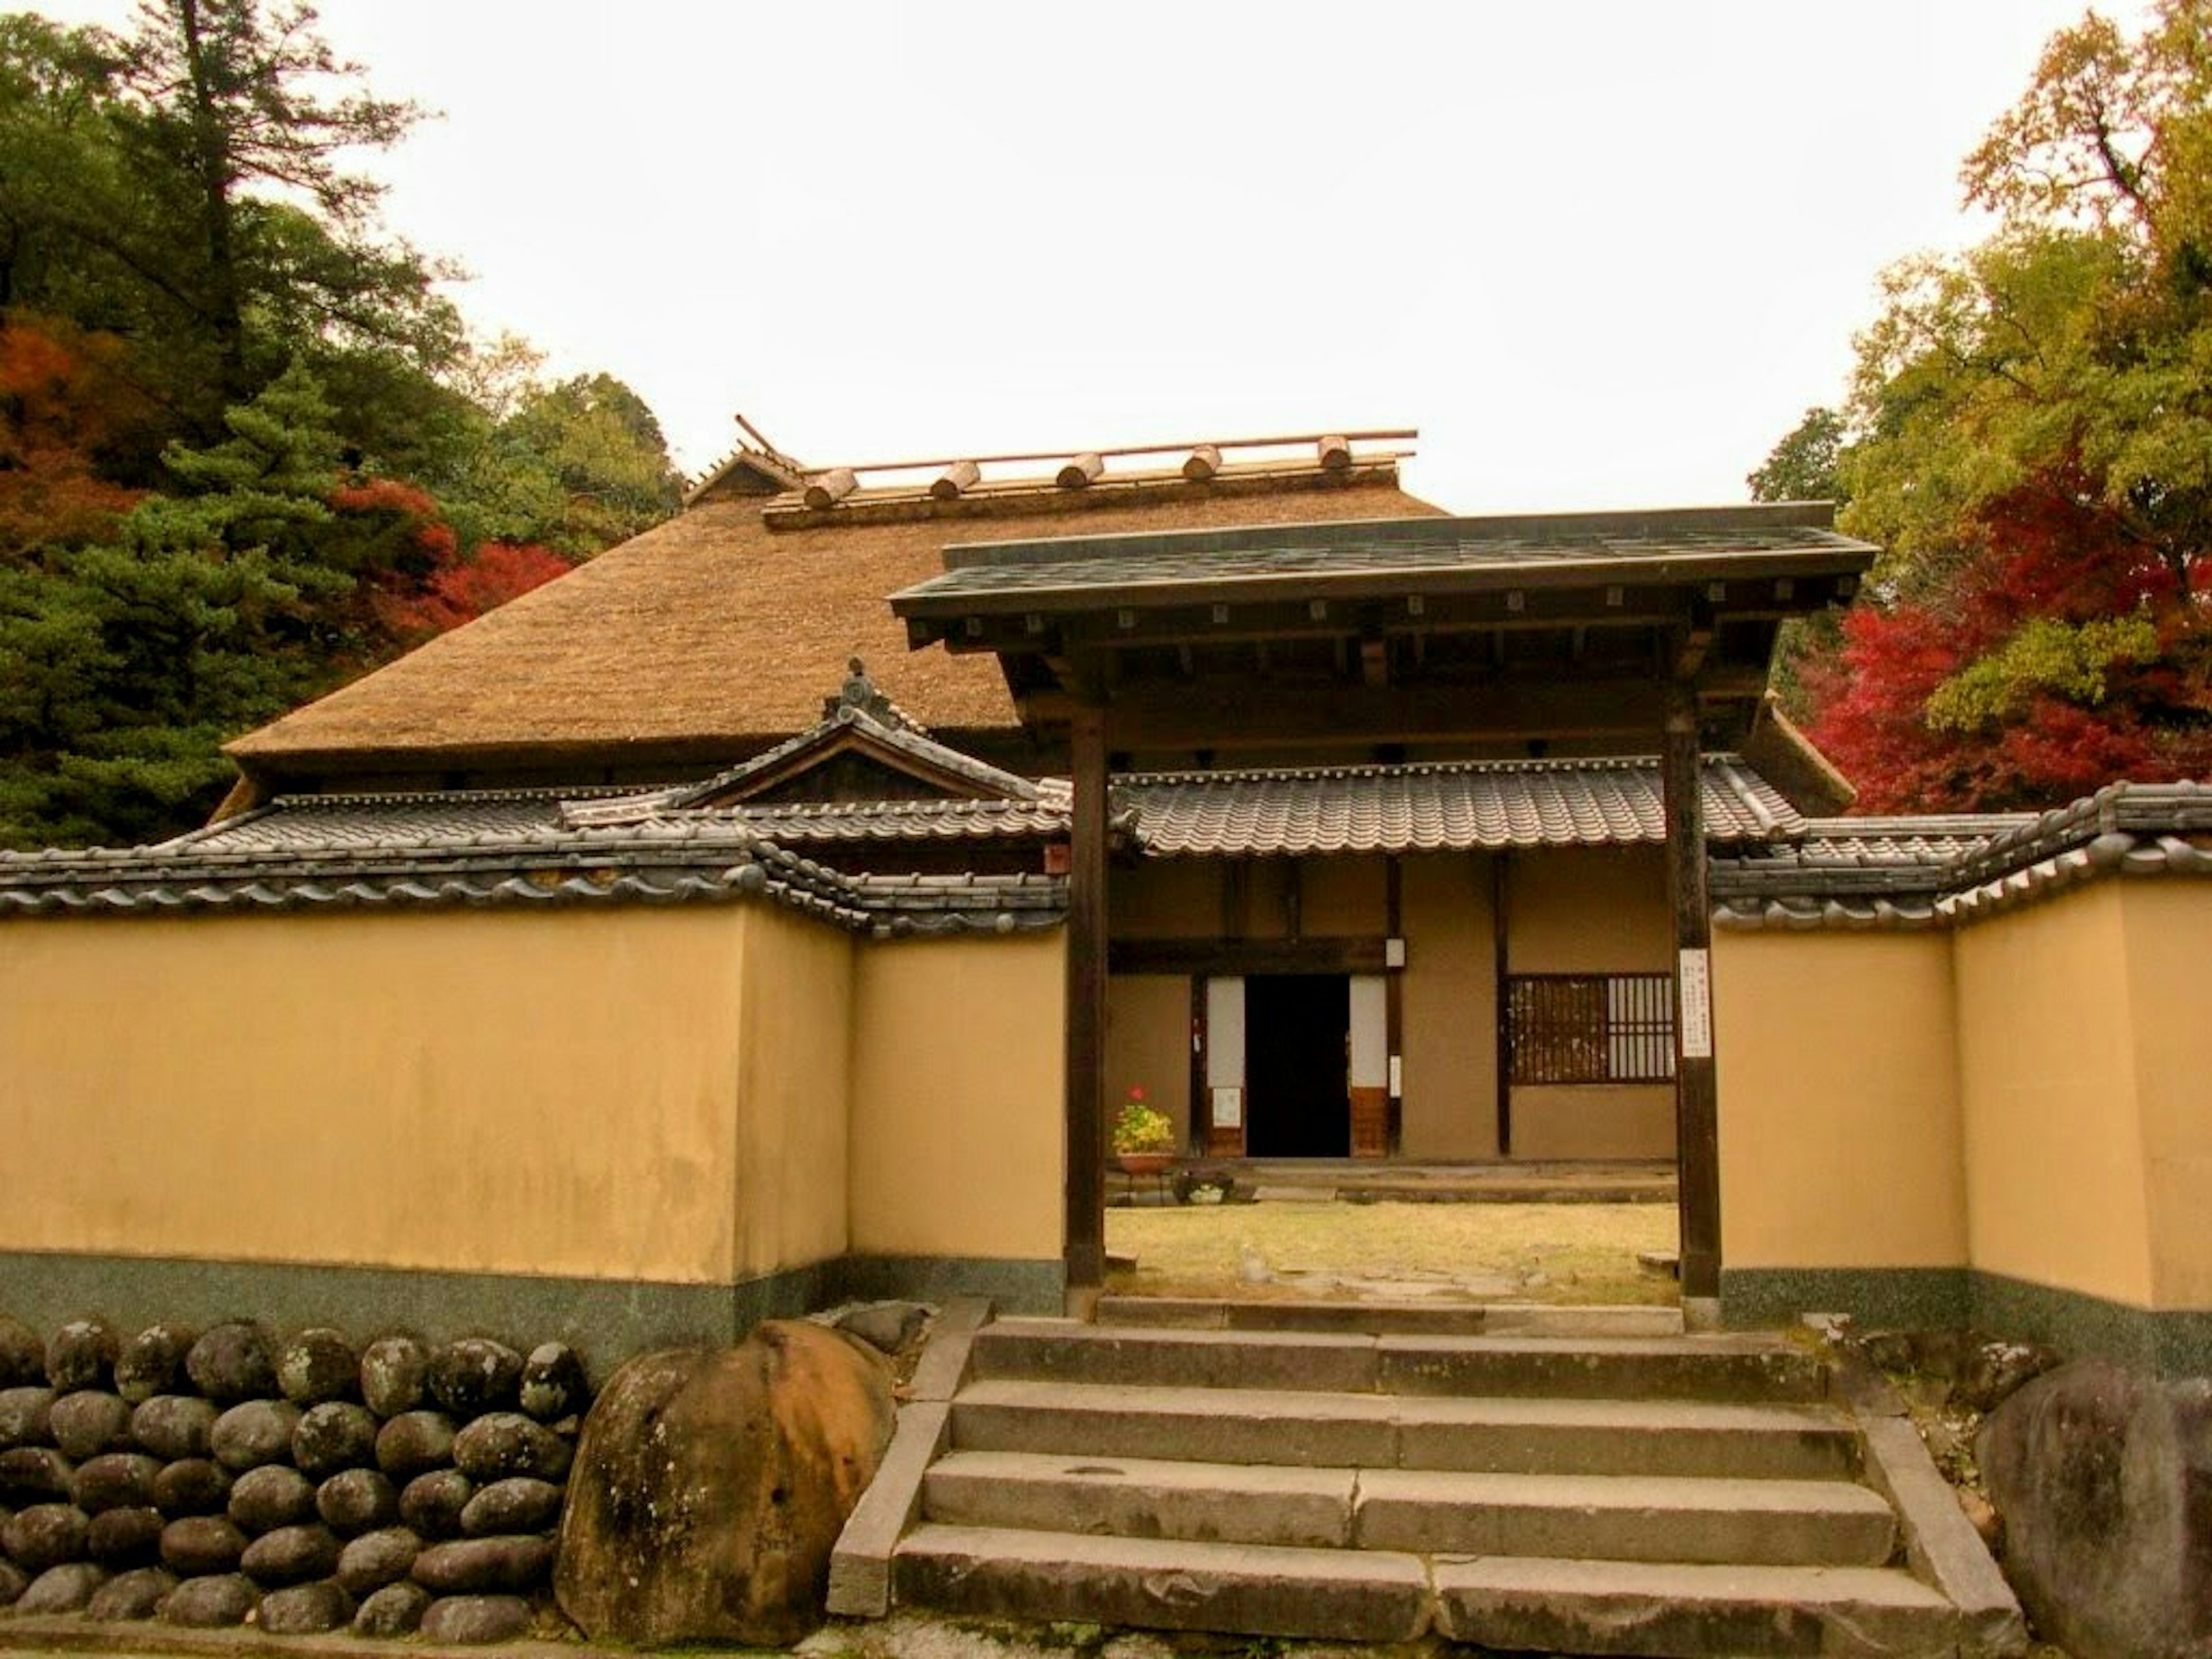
[1244,974,1349,1158]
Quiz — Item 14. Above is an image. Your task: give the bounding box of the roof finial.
[827,658,904,726]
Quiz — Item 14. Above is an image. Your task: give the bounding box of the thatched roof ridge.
[228,463,1439,786]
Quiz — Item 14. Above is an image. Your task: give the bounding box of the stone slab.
[825,1400,948,1619]
[1857,1414,2028,1657]
[951,1380,1399,1468]
[971,1319,1380,1392]
[1393,1394,1861,1480]
[923,1449,1355,1548]
[1377,1332,1827,1403]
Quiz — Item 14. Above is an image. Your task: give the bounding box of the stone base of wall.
[1722,1265,2212,1376]
[0,1250,1065,1371]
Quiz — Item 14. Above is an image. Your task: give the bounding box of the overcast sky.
[37,2,2152,512]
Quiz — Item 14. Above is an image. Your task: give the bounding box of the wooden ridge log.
[1317,434,1353,472]
[930,459,982,500]
[1182,444,1222,482]
[802,468,858,510]
[1056,452,1105,490]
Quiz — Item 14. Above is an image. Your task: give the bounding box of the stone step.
[923,1449,1898,1567]
[1433,1555,1960,1658]
[971,1319,1825,1403]
[1096,1295,1685,1338]
[951,1378,1861,1480]
[892,1522,1431,1645]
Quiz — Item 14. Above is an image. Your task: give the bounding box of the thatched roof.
[228,449,1439,791]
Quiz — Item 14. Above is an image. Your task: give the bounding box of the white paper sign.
[1211,1087,1243,1128]
[1678,948,1713,1059]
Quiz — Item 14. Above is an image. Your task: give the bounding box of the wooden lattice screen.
[1504,972,1676,1085]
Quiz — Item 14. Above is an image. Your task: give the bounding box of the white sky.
[35,1,2150,512]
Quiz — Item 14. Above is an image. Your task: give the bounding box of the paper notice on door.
[1210,1088,1243,1128]
[1679,948,1713,1059]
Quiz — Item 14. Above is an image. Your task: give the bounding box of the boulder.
[421,1592,533,1645]
[317,1467,400,1535]
[1980,1359,2212,1659]
[0,1559,23,1607]
[85,1565,173,1620]
[353,1579,431,1636]
[44,1318,118,1393]
[399,1469,474,1540]
[210,1399,301,1471]
[336,1525,422,1594]
[49,1389,133,1460]
[84,1505,164,1568]
[2,1501,89,1571]
[1958,1338,2064,1415]
[151,1457,232,1518]
[359,1335,429,1419]
[0,1385,55,1450]
[72,1450,161,1513]
[293,1401,379,1478]
[519,1343,589,1423]
[453,1411,572,1482]
[259,1579,355,1633]
[240,1521,342,1587]
[229,1464,319,1532]
[461,1476,562,1537]
[113,1323,195,1404]
[553,1321,894,1647]
[428,1339,522,1420]
[185,1323,277,1403]
[160,1571,258,1627]
[375,1409,456,1479]
[0,1315,45,1388]
[411,1535,554,1595]
[0,1446,73,1505]
[159,1513,248,1576]
[15,1560,107,1615]
[131,1394,219,1461]
[278,1329,359,1405]
[836,1301,930,1357]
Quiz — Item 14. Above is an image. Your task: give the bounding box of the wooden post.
[1385,856,1404,1156]
[1064,702,1109,1310]
[1492,852,1512,1158]
[1663,687,1722,1308]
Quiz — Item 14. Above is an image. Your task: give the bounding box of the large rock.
[113,1324,195,1404]
[84,1505,165,1567]
[0,1385,55,1449]
[318,1467,400,1535]
[151,1457,232,1517]
[0,1315,46,1388]
[2,1502,90,1571]
[519,1343,589,1423]
[50,1389,133,1459]
[0,1559,23,1608]
[185,1323,278,1403]
[293,1401,378,1477]
[73,1450,161,1513]
[210,1399,301,1471]
[278,1329,359,1405]
[461,1476,562,1537]
[132,1395,218,1461]
[1980,1359,2212,1659]
[240,1521,342,1587]
[336,1525,422,1594]
[160,1571,258,1627]
[376,1409,456,1478]
[353,1579,432,1637]
[359,1335,429,1419]
[160,1513,249,1575]
[428,1339,523,1419]
[229,1464,319,1532]
[399,1468,475,1539]
[85,1565,174,1620]
[15,1560,107,1615]
[453,1411,572,1482]
[421,1592,533,1645]
[553,1321,894,1647]
[44,1318,118,1393]
[0,1445,73,1505]
[259,1579,355,1633]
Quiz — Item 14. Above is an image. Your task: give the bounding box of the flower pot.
[1115,1152,1174,1176]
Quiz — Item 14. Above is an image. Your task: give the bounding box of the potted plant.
[1111,1086,1176,1175]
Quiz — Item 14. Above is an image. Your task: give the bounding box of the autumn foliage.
[0,316,153,560]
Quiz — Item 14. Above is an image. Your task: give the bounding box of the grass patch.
[1105,1201,1678,1305]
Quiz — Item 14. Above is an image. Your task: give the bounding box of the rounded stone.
[460,1476,562,1538]
[0,1559,24,1607]
[293,1400,378,1478]
[228,1464,318,1532]
[359,1336,429,1419]
[836,1301,930,1356]
[336,1525,422,1594]
[84,1504,165,1567]
[518,1343,589,1423]
[159,1513,248,1576]
[259,1578,355,1634]
[72,1450,161,1513]
[85,1564,174,1620]
[0,1315,46,1388]
[317,1467,399,1536]
[151,1457,232,1518]
[210,1399,301,1471]
[44,1319,118,1393]
[420,1592,533,1645]
[453,1412,572,1483]
[278,1329,359,1406]
[427,1339,522,1421]
[353,1579,432,1637]
[16,1560,108,1615]
[50,1389,134,1460]
[552,1322,896,1647]
[375,1410,456,1479]
[0,1446,74,1505]
[411,1535,554,1596]
[160,1571,258,1628]
[398,1469,473,1540]
[240,1521,342,1587]
[2,1502,90,1571]
[113,1324,195,1405]
[185,1323,277,1404]
[131,1395,219,1462]
[0,1386,56,1450]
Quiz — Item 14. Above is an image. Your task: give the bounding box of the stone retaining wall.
[0,1312,589,1643]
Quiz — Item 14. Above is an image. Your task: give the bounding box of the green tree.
[1747,406,1844,505]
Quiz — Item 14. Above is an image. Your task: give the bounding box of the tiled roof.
[167,788,587,852]
[899,505,1872,608]
[1122,756,1802,855]
[1711,782,2211,929]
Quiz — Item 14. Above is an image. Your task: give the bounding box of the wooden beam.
[1056,452,1105,489]
[1109,936,1397,976]
[930,459,980,500]
[1663,687,1721,1307]
[1318,434,1353,471]
[801,467,858,510]
[1183,444,1221,482]
[1065,704,1109,1306]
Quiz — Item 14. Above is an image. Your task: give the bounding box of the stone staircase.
[830,1300,2026,1657]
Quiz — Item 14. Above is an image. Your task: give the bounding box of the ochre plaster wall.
[0,907,766,1286]
[732,903,854,1278]
[847,931,1064,1262]
[1713,930,1967,1270]
[1113,859,1221,938]
[1956,884,2157,1306]
[1107,975,1192,1144]
[2122,883,2212,1306]
[1398,853,1497,1160]
[1300,856,1387,935]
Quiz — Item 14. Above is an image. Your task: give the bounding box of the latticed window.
[1505,973,1676,1085]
